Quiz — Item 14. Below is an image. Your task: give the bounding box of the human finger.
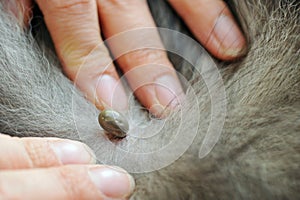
[0,134,95,170]
[98,0,184,117]
[169,0,247,60]
[0,165,135,200]
[36,0,127,111]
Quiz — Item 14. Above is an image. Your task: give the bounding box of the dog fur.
[0,0,299,199]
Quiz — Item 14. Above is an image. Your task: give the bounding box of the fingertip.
[95,74,128,111]
[138,73,185,118]
[155,74,184,108]
[88,165,135,199]
[169,0,247,61]
[211,13,247,60]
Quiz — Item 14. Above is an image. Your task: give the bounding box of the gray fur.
[0,0,299,199]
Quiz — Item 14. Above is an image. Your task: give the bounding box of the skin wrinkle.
[22,139,41,168]
[204,5,227,47]
[0,0,299,199]
[117,49,171,72]
[43,0,92,13]
[55,166,95,200]
[22,138,61,167]
[168,0,246,60]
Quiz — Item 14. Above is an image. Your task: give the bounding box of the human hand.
[11,0,246,116]
[0,134,134,199]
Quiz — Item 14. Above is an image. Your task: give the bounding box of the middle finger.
[97,0,184,117]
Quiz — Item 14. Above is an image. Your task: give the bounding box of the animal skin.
[0,0,299,199]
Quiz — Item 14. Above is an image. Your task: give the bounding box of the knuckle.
[80,43,111,62]
[99,0,146,8]
[55,166,94,200]
[123,49,170,70]
[47,0,92,10]
[22,139,58,167]
[63,43,114,78]
[61,39,101,64]
[56,167,78,200]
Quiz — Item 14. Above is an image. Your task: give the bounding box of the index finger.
[35,0,128,111]
[98,0,184,117]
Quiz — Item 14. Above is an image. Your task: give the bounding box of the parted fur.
[0,0,299,199]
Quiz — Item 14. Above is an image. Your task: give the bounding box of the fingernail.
[89,166,135,199]
[154,75,184,117]
[214,14,246,57]
[149,103,165,118]
[50,140,96,164]
[96,75,128,111]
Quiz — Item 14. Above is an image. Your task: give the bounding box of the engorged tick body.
[98,109,129,138]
